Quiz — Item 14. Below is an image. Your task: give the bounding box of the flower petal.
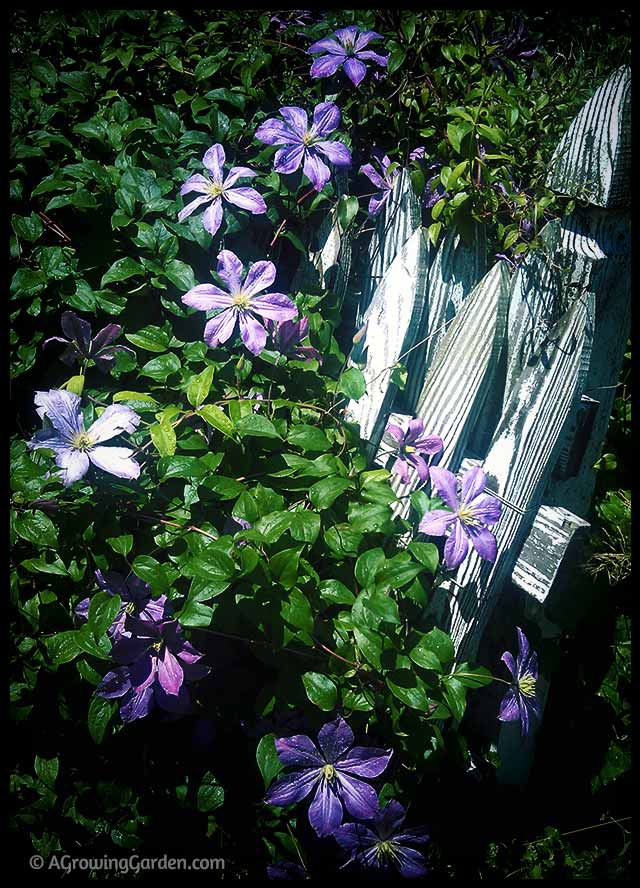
[223,166,257,188]
[311,101,340,136]
[343,57,367,86]
[242,260,277,297]
[96,667,132,699]
[275,735,323,769]
[310,53,344,79]
[91,323,122,353]
[178,193,212,222]
[315,139,352,167]
[414,434,444,455]
[27,428,68,453]
[444,519,469,570]
[501,651,518,681]
[428,466,460,511]
[34,389,83,441]
[418,508,457,536]
[356,50,388,67]
[182,284,234,312]
[157,648,183,696]
[60,311,92,353]
[360,163,386,190]
[201,197,224,236]
[179,173,211,196]
[129,652,156,693]
[56,449,90,485]
[87,404,140,443]
[334,26,359,45]
[308,36,345,55]
[354,29,384,51]
[255,117,296,146]
[202,144,225,183]
[498,689,520,723]
[279,106,308,138]
[249,292,298,322]
[391,456,409,484]
[368,193,389,217]
[264,768,319,807]
[337,773,379,820]
[238,312,267,355]
[303,150,331,191]
[273,144,305,176]
[375,799,407,838]
[308,779,343,837]
[333,821,378,851]
[461,465,487,503]
[385,423,405,444]
[88,446,140,480]
[120,686,154,723]
[396,847,428,878]
[203,308,238,348]
[317,716,353,763]
[223,186,267,214]
[467,492,503,526]
[337,746,392,778]
[405,418,424,443]
[407,453,430,482]
[216,249,244,293]
[466,524,497,562]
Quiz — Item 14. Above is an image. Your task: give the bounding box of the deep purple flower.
[486,18,538,83]
[423,165,450,209]
[264,716,392,837]
[255,102,352,192]
[498,627,541,737]
[266,317,322,362]
[182,250,297,355]
[75,569,171,641]
[384,419,443,484]
[335,799,429,878]
[178,144,266,237]
[270,10,315,33]
[267,861,309,880]
[359,151,400,217]
[308,27,387,87]
[223,515,252,546]
[44,311,135,372]
[98,619,209,723]
[27,390,141,486]
[409,146,426,162]
[419,465,502,570]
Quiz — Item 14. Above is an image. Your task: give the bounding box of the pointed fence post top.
[545,65,631,208]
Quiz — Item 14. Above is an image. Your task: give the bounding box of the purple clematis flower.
[423,164,450,210]
[27,389,141,486]
[335,799,429,878]
[498,627,541,737]
[266,316,322,362]
[182,250,297,355]
[267,861,309,880]
[308,26,387,87]
[264,716,392,837]
[359,151,400,217]
[98,618,209,723]
[75,569,171,641]
[419,465,502,570]
[44,311,135,372]
[255,102,352,192]
[409,146,426,162]
[178,144,266,237]
[384,418,443,484]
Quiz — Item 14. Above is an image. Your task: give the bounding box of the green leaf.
[386,669,431,711]
[348,502,392,533]
[163,259,196,291]
[150,418,177,456]
[308,476,351,510]
[476,124,505,146]
[187,365,215,408]
[100,257,145,287]
[319,579,355,605]
[253,511,293,544]
[88,696,115,744]
[106,534,133,556]
[451,663,493,688]
[132,556,170,594]
[354,626,382,669]
[125,325,170,352]
[387,48,406,75]
[352,589,400,629]
[407,542,439,574]
[415,627,455,666]
[281,588,314,633]
[34,755,59,788]
[355,548,386,588]
[88,591,122,637]
[441,675,466,721]
[337,195,359,231]
[256,733,283,789]
[288,424,331,453]
[140,352,181,382]
[197,404,234,437]
[235,413,281,439]
[197,772,225,812]
[46,631,81,665]
[15,510,58,548]
[337,367,366,400]
[408,640,442,672]
[269,548,299,589]
[113,391,159,411]
[375,561,423,590]
[289,511,321,544]
[302,672,338,711]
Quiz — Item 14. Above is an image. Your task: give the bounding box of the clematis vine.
[181,250,297,355]
[384,418,443,484]
[266,316,322,362]
[419,465,502,570]
[264,716,392,837]
[255,102,351,192]
[27,389,141,486]
[44,310,135,372]
[178,144,266,237]
[308,26,387,86]
[498,627,541,737]
[75,569,171,641]
[359,150,400,217]
[334,799,429,878]
[98,618,209,723]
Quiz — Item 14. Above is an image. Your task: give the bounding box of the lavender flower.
[27,390,141,486]
[409,146,426,162]
[498,627,541,737]
[384,419,443,484]
[423,164,450,210]
[270,10,314,33]
[182,250,297,355]
[419,465,502,570]
[266,317,322,362]
[178,144,266,237]
[308,27,387,87]
[98,619,208,723]
[255,102,351,192]
[335,799,429,878]
[75,569,171,641]
[359,151,400,217]
[264,715,392,837]
[44,311,135,372]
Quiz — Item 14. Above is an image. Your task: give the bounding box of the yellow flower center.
[206,181,224,197]
[518,672,537,698]
[404,445,416,453]
[232,292,251,309]
[302,131,315,146]
[322,764,336,782]
[124,601,136,614]
[151,640,163,652]
[72,432,95,452]
[457,505,479,526]
[376,841,399,862]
